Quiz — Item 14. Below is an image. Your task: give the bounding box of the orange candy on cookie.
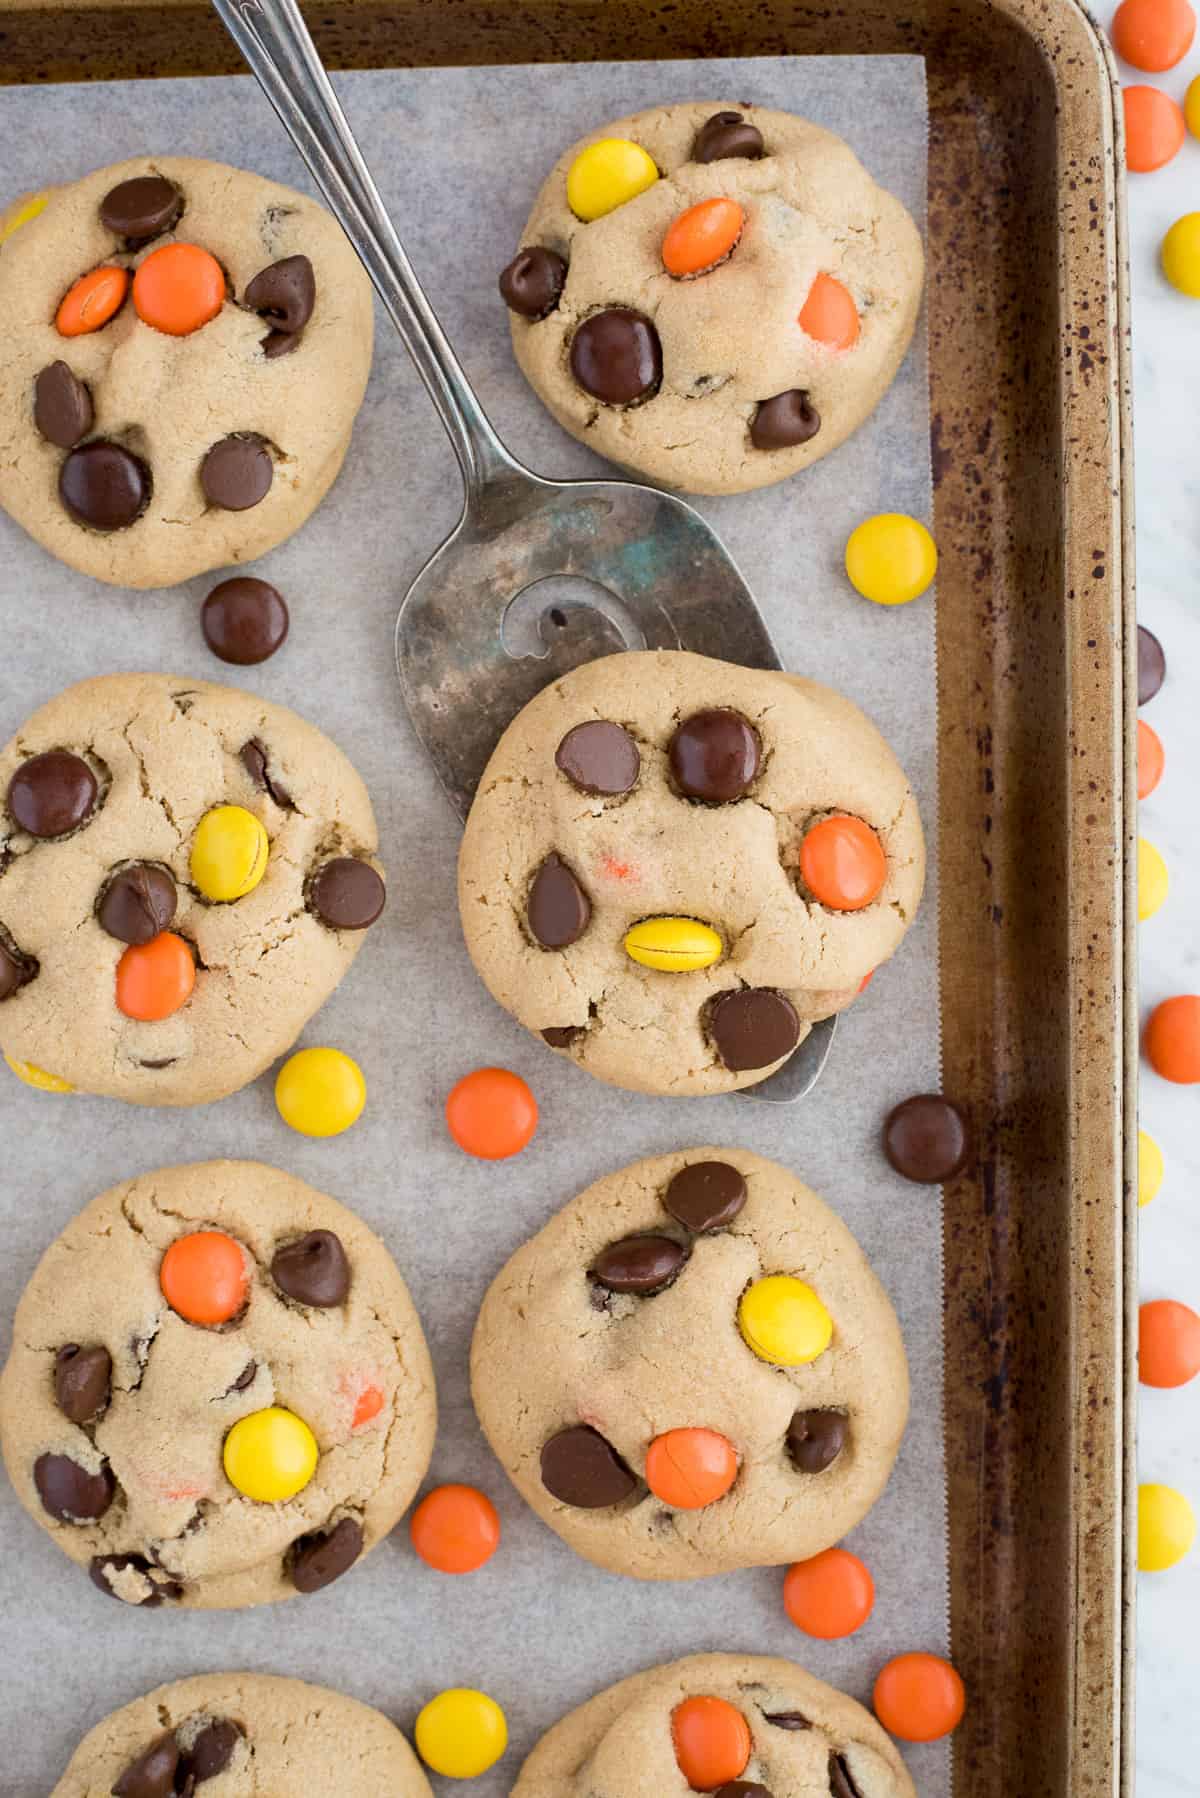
[1145,994,1200,1082]
[644,1427,738,1509]
[133,242,225,336]
[671,1696,752,1791]
[1138,717,1164,799]
[445,1066,538,1159]
[160,1230,248,1326]
[410,1483,502,1573]
[662,198,745,278]
[800,814,886,910]
[1124,85,1186,171]
[1140,1298,1200,1388]
[351,1383,385,1429]
[783,1546,876,1638]
[114,930,196,1022]
[799,271,860,350]
[873,1651,965,1742]
[56,265,129,337]
[1111,0,1196,69]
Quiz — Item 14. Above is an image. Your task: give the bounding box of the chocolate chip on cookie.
[33,361,93,449]
[589,1235,687,1295]
[289,1515,365,1593]
[882,1093,970,1183]
[200,434,274,511]
[89,1552,184,1607]
[202,577,289,665]
[244,253,315,336]
[308,857,386,931]
[239,737,294,810]
[59,440,151,531]
[540,1425,637,1508]
[100,174,183,244]
[542,1024,584,1048]
[570,309,662,406]
[8,749,98,838]
[54,1344,112,1424]
[96,862,178,945]
[669,708,761,801]
[555,720,640,795]
[528,852,591,948]
[500,246,568,319]
[786,1409,848,1474]
[751,389,821,450]
[764,1711,811,1729]
[187,1719,242,1781]
[829,1754,863,1798]
[692,110,765,163]
[714,1785,771,1798]
[0,928,37,1000]
[272,1229,351,1307]
[112,1733,180,1798]
[664,1160,747,1232]
[33,1451,115,1522]
[707,988,801,1071]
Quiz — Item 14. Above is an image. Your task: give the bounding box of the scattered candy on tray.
[645,1427,739,1510]
[738,1274,832,1365]
[671,1695,751,1790]
[223,1405,319,1502]
[190,804,269,902]
[1137,717,1164,799]
[1138,623,1166,702]
[445,1067,538,1160]
[1138,1481,1196,1570]
[1161,211,1200,294]
[1138,837,1169,920]
[275,1046,367,1137]
[1187,72,1200,134]
[202,577,290,665]
[845,512,938,606]
[873,1651,966,1742]
[160,1229,249,1326]
[566,137,658,220]
[1144,994,1200,1082]
[1123,84,1186,169]
[883,1093,972,1182]
[1112,0,1196,68]
[783,1545,876,1639]
[1139,1127,1165,1206]
[410,1483,502,1574]
[1139,1298,1200,1387]
[415,1687,508,1778]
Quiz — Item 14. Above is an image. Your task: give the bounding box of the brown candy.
[882,1093,970,1183]
[33,361,93,448]
[272,1230,351,1307]
[499,246,568,319]
[542,1025,584,1048]
[100,174,182,243]
[707,988,800,1071]
[1138,624,1166,705]
[289,1515,364,1593]
[751,389,820,451]
[188,1719,242,1781]
[201,577,289,665]
[829,1754,863,1798]
[239,738,293,809]
[89,1553,184,1607]
[693,110,765,163]
[786,1409,847,1474]
[670,708,761,801]
[555,720,640,795]
[200,434,273,510]
[308,857,386,931]
[33,1451,115,1522]
[112,1734,180,1798]
[0,930,37,1001]
[54,1344,112,1424]
[528,852,591,948]
[8,750,97,838]
[664,1160,747,1232]
[96,862,177,945]
[244,254,315,334]
[59,440,150,531]
[570,309,662,406]
[589,1234,687,1295]
[540,1424,637,1508]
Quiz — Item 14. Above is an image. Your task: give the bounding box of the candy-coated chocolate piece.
[1138,624,1167,703]
[416,1689,508,1778]
[308,857,386,931]
[555,719,640,794]
[845,511,937,605]
[97,862,177,944]
[528,852,591,948]
[1145,994,1200,1082]
[115,930,195,1022]
[223,1405,319,1502]
[133,241,225,335]
[1112,0,1195,68]
[0,194,47,243]
[56,265,128,337]
[1139,1298,1200,1387]
[783,1546,875,1638]
[624,916,723,971]
[8,749,97,839]
[4,1051,73,1092]
[751,389,820,450]
[33,360,92,448]
[1137,718,1164,799]
[160,1230,248,1326]
[739,1275,832,1366]
[100,175,181,243]
[54,1344,112,1424]
[590,1234,687,1295]
[540,1424,637,1507]
[873,1651,965,1741]
[799,271,859,349]
[707,988,800,1070]
[645,1426,738,1508]
[445,1066,537,1158]
[664,1160,747,1231]
[1138,1482,1195,1570]
[882,1093,971,1182]
[670,708,761,801]
[662,197,745,278]
[272,1229,350,1306]
[786,1408,847,1473]
[672,1696,752,1790]
[499,246,567,319]
[692,110,765,163]
[352,1383,384,1429]
[410,1483,501,1573]
[1138,1128,1164,1207]
[59,440,150,531]
[1138,837,1169,921]
[566,137,658,220]
[201,576,289,665]
[800,814,887,910]
[33,1450,115,1522]
[1161,212,1200,294]
[190,804,269,902]
[570,308,662,405]
[290,1516,364,1592]
[275,1046,367,1137]
[1123,85,1186,170]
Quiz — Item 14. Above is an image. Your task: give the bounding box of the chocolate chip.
[200,434,273,510]
[89,1553,184,1607]
[289,1516,364,1593]
[528,852,591,948]
[708,988,800,1071]
[664,1160,747,1232]
[96,862,177,945]
[187,1719,241,1782]
[54,1344,112,1424]
[540,1424,637,1507]
[542,1025,583,1048]
[308,858,386,930]
[33,361,93,448]
[201,577,289,665]
[239,738,293,809]
[751,389,820,450]
[499,246,568,319]
[272,1230,350,1307]
[765,1712,811,1729]
[139,1057,178,1070]
[715,1786,772,1798]
[8,750,97,838]
[112,1733,180,1798]
[33,1451,114,1522]
[1138,624,1166,705]
[99,174,182,243]
[263,328,302,358]
[786,1409,847,1474]
[829,1753,863,1798]
[570,309,662,406]
[555,720,640,795]
[59,440,150,531]
[244,254,315,333]
[227,1361,257,1394]
[670,709,761,801]
[0,929,37,1001]
[692,110,765,163]
[882,1093,971,1182]
[590,1235,687,1295]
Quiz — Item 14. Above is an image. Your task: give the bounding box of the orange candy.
[1140,1298,1200,1388]
[352,1384,385,1429]
[56,265,129,337]
[874,1652,965,1742]
[799,271,860,350]
[858,968,876,994]
[800,815,887,911]
[133,242,225,336]
[115,930,195,1022]
[644,1427,738,1509]
[671,1696,751,1791]
[1145,994,1200,1082]
[410,1483,502,1574]
[783,1546,876,1639]
[1138,718,1164,799]
[1112,0,1196,69]
[160,1230,248,1326]
[445,1067,538,1159]
[662,197,745,277]
[1124,85,1186,170]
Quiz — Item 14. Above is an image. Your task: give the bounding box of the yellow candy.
[845,513,938,606]
[1162,213,1200,296]
[1138,837,1169,922]
[223,1405,318,1502]
[623,916,723,972]
[275,1046,366,1138]
[0,193,47,245]
[566,138,658,221]
[3,1051,73,1093]
[415,1688,508,1778]
[1139,1128,1164,1208]
[1187,75,1200,138]
[190,805,268,902]
[1139,1482,1196,1572]
[739,1274,832,1366]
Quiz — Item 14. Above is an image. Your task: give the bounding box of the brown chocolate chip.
[499,246,568,319]
[786,1409,847,1474]
[670,708,761,802]
[33,361,93,448]
[263,328,302,358]
[715,1786,772,1798]
[201,577,289,665]
[139,1057,178,1070]
[308,858,386,931]
[708,988,800,1071]
[570,308,662,406]
[8,750,97,838]
[693,110,765,163]
[89,1553,184,1607]
[765,1711,811,1729]
[1138,624,1166,705]
[112,1733,180,1798]
[555,720,640,795]
[829,1753,863,1798]
[540,1424,636,1507]
[96,862,177,945]
[751,389,820,450]
[100,174,182,244]
[290,1516,364,1593]
[0,929,37,1001]
[186,1719,242,1782]
[664,1160,747,1232]
[590,1235,687,1295]
[200,434,273,511]
[882,1094,971,1183]
[244,254,315,334]
[239,738,293,809]
[542,1025,583,1048]
[33,1451,114,1522]
[59,440,150,531]
[54,1344,112,1424]
[226,1361,257,1394]
[272,1230,350,1307]
[528,852,591,948]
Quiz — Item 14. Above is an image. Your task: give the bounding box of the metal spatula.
[213,0,837,1101]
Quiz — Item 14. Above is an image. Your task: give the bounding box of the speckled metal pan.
[0,0,1135,1791]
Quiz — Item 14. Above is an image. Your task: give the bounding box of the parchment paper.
[0,57,945,1797]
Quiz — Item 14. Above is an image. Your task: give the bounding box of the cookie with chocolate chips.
[471,1148,908,1580]
[50,1673,433,1796]
[1,1161,436,1610]
[458,650,924,1097]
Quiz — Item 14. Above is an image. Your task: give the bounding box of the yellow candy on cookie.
[223,1405,318,1502]
[739,1275,832,1366]
[415,1688,508,1778]
[567,138,658,221]
[4,1051,74,1093]
[275,1046,366,1138]
[1139,1482,1196,1571]
[0,193,47,244]
[190,804,268,901]
[623,916,723,972]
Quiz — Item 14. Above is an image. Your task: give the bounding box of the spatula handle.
[212,0,515,494]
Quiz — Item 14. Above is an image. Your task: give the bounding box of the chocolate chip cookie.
[457,650,924,1096]
[0,1160,436,1609]
[0,156,373,588]
[471,1148,908,1580]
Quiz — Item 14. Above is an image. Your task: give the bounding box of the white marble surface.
[1116,41,1200,1798]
